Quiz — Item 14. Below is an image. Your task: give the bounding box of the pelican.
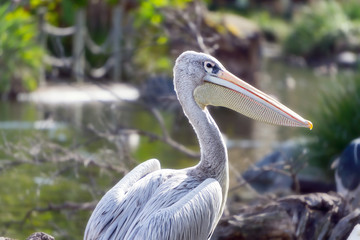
[84,51,313,240]
[333,138,360,209]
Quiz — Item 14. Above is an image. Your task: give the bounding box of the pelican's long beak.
[194,69,313,129]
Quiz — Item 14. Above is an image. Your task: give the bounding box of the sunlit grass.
[284,0,352,58]
[342,0,360,21]
[308,75,360,172]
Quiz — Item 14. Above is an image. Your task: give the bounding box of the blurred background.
[1,0,360,239]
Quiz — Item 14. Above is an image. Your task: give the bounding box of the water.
[0,60,334,239]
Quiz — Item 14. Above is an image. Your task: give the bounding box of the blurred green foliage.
[30,0,62,24]
[29,0,84,26]
[206,0,360,59]
[131,0,191,76]
[308,75,360,171]
[27,0,193,78]
[249,11,290,42]
[0,4,44,95]
[284,1,355,57]
[342,0,360,22]
[135,0,191,26]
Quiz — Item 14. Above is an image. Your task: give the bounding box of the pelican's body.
[84,51,312,240]
[333,138,360,209]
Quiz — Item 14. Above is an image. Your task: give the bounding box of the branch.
[88,125,200,159]
[0,134,128,174]
[214,192,357,240]
[162,1,219,54]
[136,129,200,158]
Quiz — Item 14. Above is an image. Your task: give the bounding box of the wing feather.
[124,178,222,240]
[84,159,161,240]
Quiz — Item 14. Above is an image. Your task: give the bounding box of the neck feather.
[181,98,229,189]
[184,102,229,214]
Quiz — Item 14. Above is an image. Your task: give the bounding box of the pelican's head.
[174,51,312,129]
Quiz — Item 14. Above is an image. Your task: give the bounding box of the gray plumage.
[84,51,311,240]
[85,52,227,240]
[333,138,360,209]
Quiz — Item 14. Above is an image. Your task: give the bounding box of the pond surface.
[0,59,346,239]
[1,61,323,172]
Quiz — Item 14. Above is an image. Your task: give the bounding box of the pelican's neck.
[183,101,229,216]
[173,57,229,198]
[182,99,229,194]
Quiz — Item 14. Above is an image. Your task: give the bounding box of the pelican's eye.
[203,61,220,74]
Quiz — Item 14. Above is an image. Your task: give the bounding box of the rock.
[337,51,358,67]
[241,140,304,193]
[241,139,334,194]
[26,232,55,240]
[213,192,359,240]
